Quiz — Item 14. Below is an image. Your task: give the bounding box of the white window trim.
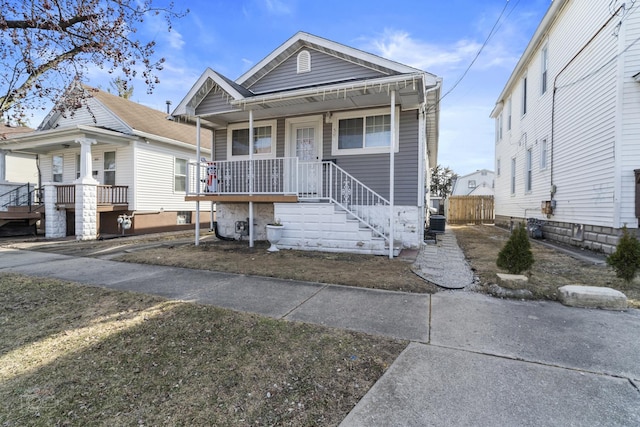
[525,148,533,193]
[507,98,512,131]
[331,107,401,156]
[52,154,64,182]
[541,45,549,95]
[174,157,187,193]
[540,138,548,170]
[510,157,516,195]
[227,119,278,160]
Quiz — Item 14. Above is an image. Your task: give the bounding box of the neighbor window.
[52,155,63,182]
[525,148,533,192]
[507,98,512,130]
[511,157,516,195]
[332,107,400,155]
[497,158,501,176]
[174,158,187,192]
[104,151,116,185]
[228,120,277,159]
[496,113,503,143]
[468,180,476,188]
[540,139,548,169]
[522,75,528,116]
[76,154,81,179]
[541,45,549,95]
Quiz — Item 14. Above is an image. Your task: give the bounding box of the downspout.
[389,89,396,259]
[419,79,442,239]
[249,109,254,248]
[195,116,201,246]
[210,129,215,232]
[550,4,625,212]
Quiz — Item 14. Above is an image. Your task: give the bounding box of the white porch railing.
[187,158,391,241]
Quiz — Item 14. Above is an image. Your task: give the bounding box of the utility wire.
[438,0,514,104]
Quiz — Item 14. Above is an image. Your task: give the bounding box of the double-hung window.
[522,75,528,116]
[525,148,533,192]
[52,155,63,182]
[104,151,116,185]
[332,107,400,155]
[174,158,187,192]
[540,139,548,169]
[511,158,516,195]
[541,46,549,95]
[227,120,277,159]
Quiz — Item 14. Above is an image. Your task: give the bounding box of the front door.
[288,117,322,197]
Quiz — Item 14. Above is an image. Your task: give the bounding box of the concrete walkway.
[1,238,639,426]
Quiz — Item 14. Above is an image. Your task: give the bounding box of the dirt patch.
[451,224,640,308]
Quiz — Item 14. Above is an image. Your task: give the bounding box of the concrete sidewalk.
[1,245,639,426]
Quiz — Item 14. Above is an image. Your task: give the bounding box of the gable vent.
[297,50,311,74]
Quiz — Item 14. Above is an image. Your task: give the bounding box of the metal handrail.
[0,183,42,211]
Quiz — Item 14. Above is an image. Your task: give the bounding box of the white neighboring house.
[451,169,494,196]
[0,124,38,184]
[1,85,213,239]
[490,0,640,254]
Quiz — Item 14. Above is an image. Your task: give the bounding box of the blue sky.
[82,0,551,176]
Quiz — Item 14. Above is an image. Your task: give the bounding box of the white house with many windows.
[491,0,640,254]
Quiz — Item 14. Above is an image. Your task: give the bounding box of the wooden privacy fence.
[446,196,495,224]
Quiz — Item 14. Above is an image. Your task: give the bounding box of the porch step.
[274,202,397,256]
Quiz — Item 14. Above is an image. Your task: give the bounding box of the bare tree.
[0,0,187,121]
[109,77,134,99]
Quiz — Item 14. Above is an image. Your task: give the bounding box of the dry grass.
[0,273,405,426]
[451,224,640,308]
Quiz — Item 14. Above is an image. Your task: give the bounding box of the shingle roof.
[0,124,34,140]
[85,85,212,149]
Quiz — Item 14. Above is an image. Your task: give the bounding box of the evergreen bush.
[497,223,534,274]
[606,226,640,283]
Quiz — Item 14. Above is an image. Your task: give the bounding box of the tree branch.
[3,14,97,31]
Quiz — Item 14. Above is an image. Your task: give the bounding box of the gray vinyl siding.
[213,129,227,161]
[195,87,236,116]
[248,48,386,94]
[324,110,419,205]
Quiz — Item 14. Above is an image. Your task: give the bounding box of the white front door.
[287,116,323,197]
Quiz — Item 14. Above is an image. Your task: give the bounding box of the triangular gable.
[237,32,425,92]
[172,68,252,118]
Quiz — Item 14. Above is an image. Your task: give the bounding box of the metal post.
[389,90,396,259]
[195,116,201,246]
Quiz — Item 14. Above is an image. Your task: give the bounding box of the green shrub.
[497,223,534,274]
[606,226,640,283]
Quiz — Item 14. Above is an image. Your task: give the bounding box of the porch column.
[75,138,98,240]
[195,116,201,246]
[389,90,396,259]
[44,182,66,238]
[0,149,6,182]
[249,109,254,248]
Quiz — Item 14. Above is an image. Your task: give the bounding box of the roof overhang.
[1,125,133,155]
[185,73,437,129]
[491,0,568,117]
[237,32,430,88]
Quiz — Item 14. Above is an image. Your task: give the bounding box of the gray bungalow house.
[173,32,441,257]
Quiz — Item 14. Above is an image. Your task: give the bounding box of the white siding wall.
[49,98,127,132]
[134,142,199,212]
[495,1,626,227]
[620,10,640,227]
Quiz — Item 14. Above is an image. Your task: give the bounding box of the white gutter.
[132,130,211,155]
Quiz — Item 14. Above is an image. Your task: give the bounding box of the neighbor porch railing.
[187,158,390,240]
[0,183,42,211]
[55,185,129,206]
